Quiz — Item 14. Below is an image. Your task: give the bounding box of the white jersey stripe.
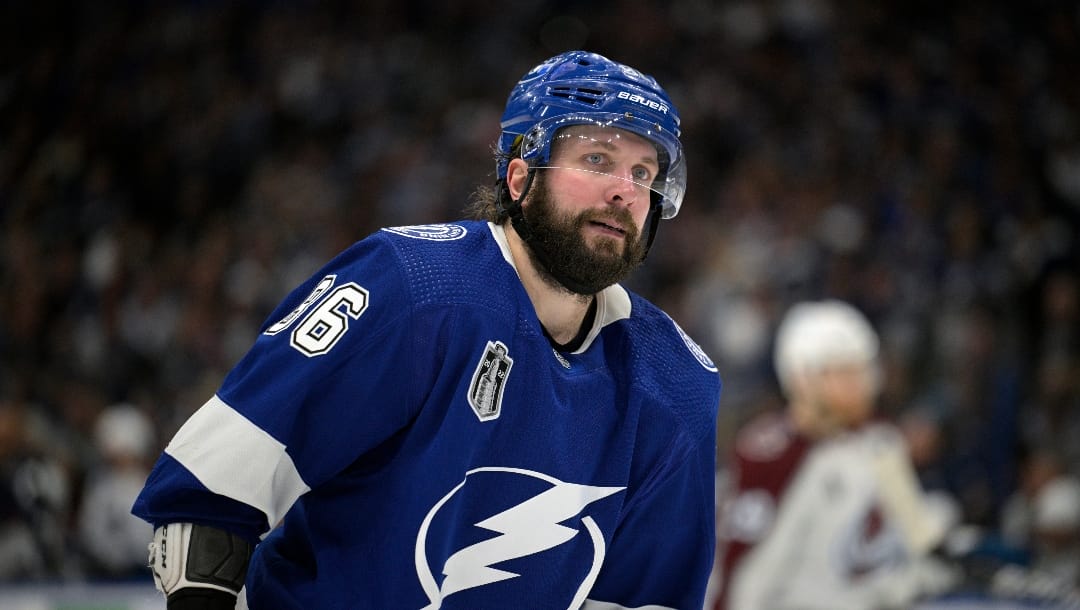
[581,601,676,610]
[165,394,310,527]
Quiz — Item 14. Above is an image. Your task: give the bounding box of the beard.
[521,175,647,295]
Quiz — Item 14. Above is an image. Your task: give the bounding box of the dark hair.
[464,144,517,222]
[464,182,506,223]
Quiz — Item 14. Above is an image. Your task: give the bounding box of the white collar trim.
[487,222,631,354]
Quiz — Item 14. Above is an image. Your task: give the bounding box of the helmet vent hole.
[550,86,603,105]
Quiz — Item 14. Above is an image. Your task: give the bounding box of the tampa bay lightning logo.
[415,467,624,609]
[667,315,718,372]
[382,224,468,241]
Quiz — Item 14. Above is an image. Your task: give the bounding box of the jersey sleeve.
[714,412,809,609]
[133,233,431,542]
[584,415,718,610]
[725,461,818,609]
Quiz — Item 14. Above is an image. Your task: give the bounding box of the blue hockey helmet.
[497,51,686,219]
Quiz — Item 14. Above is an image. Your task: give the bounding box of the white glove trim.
[149,523,239,597]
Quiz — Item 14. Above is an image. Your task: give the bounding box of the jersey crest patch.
[415,467,624,607]
[668,316,718,372]
[381,223,467,241]
[468,340,513,421]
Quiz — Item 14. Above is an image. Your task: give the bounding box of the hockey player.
[132,51,722,609]
[712,300,957,610]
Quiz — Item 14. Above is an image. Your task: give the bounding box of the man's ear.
[506,158,530,201]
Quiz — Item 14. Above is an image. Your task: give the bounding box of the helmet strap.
[640,196,663,262]
[497,169,596,295]
[496,169,536,242]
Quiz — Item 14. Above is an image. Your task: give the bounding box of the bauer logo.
[616,90,668,114]
[381,224,468,241]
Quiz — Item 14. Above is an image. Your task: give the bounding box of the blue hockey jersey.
[133,221,722,609]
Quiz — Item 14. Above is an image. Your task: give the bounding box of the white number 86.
[265,275,370,357]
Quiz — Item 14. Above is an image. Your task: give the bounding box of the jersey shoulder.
[372,221,512,310]
[274,220,505,319]
[621,292,720,395]
[734,411,806,464]
[250,221,502,365]
[622,291,719,375]
[616,292,721,445]
[731,411,812,493]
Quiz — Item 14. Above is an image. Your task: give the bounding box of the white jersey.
[715,413,953,610]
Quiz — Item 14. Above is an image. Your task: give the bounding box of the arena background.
[1,1,1078,607]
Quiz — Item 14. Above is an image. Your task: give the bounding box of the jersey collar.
[487,222,631,354]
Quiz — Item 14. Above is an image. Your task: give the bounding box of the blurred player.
[713,300,957,610]
[77,403,156,577]
[994,458,1080,602]
[132,51,721,609]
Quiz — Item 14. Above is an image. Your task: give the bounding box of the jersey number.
[266,275,370,357]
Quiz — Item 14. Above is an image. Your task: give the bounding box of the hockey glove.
[149,523,253,610]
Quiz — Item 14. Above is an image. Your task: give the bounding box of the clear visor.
[518,114,686,218]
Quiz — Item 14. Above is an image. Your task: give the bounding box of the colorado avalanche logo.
[382,224,468,241]
[836,503,907,579]
[415,467,624,609]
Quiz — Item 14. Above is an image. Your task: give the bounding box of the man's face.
[520,125,659,294]
[814,361,880,428]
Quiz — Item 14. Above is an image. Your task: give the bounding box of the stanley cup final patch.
[467,340,513,422]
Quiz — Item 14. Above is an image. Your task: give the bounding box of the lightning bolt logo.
[415,467,624,609]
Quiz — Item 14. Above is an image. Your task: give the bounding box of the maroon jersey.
[714,412,811,610]
[712,411,952,610]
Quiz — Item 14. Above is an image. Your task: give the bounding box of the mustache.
[575,207,639,240]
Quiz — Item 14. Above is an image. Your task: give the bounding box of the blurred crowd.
[1,0,1078,590]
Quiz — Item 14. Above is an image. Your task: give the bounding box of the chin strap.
[496,171,536,243]
[496,172,594,295]
[495,172,663,295]
[641,195,663,261]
